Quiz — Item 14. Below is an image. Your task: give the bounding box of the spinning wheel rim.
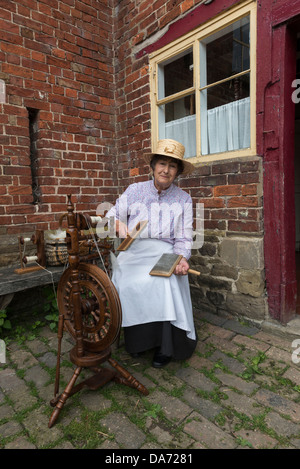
[57,263,122,352]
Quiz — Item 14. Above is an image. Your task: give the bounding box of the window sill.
[186,149,259,168]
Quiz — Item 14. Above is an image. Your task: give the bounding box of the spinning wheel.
[48,196,148,428]
[57,263,121,353]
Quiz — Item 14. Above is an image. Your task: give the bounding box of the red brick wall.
[181,159,262,235]
[0,0,117,245]
[0,0,264,271]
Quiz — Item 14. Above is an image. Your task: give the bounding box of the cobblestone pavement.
[1,310,300,450]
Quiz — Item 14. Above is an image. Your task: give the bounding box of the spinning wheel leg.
[108,357,149,396]
[53,311,64,398]
[48,354,148,427]
[49,366,82,428]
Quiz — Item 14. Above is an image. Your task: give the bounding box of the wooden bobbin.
[14,230,46,275]
[23,255,38,265]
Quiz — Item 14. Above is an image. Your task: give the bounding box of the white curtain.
[163,97,250,158]
[205,97,250,155]
[165,114,196,159]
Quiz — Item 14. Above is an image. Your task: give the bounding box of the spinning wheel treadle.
[48,196,148,428]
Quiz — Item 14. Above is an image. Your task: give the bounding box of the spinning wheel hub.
[80,297,97,315]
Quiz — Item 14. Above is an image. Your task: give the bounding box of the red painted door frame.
[262,12,299,323]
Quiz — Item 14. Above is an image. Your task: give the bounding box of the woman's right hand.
[115,219,129,238]
[174,257,189,275]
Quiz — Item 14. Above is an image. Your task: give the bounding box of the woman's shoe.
[152,351,172,368]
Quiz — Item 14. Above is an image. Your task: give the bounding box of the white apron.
[111,238,196,340]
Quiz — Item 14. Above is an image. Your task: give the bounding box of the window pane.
[158,94,196,158]
[165,94,195,122]
[200,12,251,158]
[201,73,250,155]
[206,73,249,109]
[158,49,193,100]
[201,16,250,87]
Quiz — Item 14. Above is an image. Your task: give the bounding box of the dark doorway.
[295,33,300,314]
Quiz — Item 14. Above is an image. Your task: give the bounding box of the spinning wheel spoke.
[57,263,122,352]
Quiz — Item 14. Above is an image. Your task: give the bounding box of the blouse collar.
[150,178,175,196]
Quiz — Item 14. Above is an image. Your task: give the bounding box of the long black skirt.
[123,321,197,360]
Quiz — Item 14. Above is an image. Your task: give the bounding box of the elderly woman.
[106,139,197,367]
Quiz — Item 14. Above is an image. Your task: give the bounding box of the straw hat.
[144,139,195,176]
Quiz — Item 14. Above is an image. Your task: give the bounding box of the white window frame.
[149,0,257,164]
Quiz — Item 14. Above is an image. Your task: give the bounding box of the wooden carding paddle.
[117,220,148,251]
[149,253,200,277]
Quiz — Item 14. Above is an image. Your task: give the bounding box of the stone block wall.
[190,234,267,322]
[180,155,267,322]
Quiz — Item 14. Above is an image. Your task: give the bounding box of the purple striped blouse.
[105,179,193,260]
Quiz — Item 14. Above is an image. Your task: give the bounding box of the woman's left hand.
[174,257,189,275]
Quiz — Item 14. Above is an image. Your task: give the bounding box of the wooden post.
[66,195,84,357]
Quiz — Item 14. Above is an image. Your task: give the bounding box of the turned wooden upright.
[48,196,148,428]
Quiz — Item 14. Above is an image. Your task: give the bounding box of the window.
[149,1,256,163]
